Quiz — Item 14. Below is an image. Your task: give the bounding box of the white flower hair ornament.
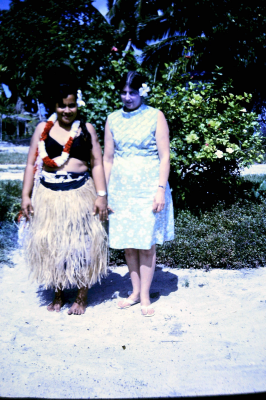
[77,89,86,107]
[139,83,150,97]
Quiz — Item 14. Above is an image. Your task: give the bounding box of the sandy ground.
[0,142,29,153]
[0,249,266,398]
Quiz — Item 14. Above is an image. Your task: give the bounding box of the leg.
[68,286,88,315]
[139,244,156,316]
[47,287,64,312]
[117,248,140,308]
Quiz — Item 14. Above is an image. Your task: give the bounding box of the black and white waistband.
[40,170,90,191]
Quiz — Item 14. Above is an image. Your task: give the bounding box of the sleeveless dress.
[107,103,174,249]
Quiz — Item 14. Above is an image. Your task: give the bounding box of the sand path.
[0,249,266,398]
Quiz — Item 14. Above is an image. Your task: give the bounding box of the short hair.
[117,71,146,92]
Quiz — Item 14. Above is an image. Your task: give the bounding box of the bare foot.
[47,290,64,312]
[68,287,88,315]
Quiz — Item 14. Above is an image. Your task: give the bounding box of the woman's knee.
[139,247,155,258]
[125,248,138,258]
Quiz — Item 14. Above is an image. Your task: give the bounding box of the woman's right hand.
[21,196,34,221]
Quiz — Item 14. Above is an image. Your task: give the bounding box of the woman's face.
[55,94,78,127]
[121,85,142,111]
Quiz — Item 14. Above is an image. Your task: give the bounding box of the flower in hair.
[139,83,150,97]
[77,89,86,107]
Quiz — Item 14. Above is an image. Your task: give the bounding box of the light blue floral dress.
[107,103,174,249]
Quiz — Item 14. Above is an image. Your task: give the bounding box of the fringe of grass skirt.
[24,178,108,290]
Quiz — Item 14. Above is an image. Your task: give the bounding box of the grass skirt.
[24,178,108,290]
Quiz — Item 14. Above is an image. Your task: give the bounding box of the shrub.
[109,248,126,266]
[148,65,264,211]
[0,180,22,222]
[156,200,266,269]
[81,54,135,142]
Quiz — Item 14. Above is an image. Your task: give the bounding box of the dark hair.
[53,82,92,151]
[117,71,146,92]
[53,82,78,104]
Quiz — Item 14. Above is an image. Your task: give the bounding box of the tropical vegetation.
[107,0,266,110]
[1,0,266,269]
[0,0,115,110]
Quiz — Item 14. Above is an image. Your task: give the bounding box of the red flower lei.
[38,120,75,168]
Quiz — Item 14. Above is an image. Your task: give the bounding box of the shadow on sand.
[36,266,178,308]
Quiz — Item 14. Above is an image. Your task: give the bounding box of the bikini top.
[44,131,91,162]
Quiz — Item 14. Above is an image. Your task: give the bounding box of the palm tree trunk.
[17,115,19,139]
[36,98,42,121]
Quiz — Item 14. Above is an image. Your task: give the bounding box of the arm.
[103,119,114,185]
[21,122,45,220]
[88,123,108,221]
[152,111,171,213]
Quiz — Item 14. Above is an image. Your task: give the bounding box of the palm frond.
[141,35,189,70]
[137,14,183,44]
[107,0,133,22]
[107,0,115,10]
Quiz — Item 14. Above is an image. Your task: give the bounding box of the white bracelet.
[97,191,107,197]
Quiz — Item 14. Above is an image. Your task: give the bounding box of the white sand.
[0,249,266,398]
[0,142,29,153]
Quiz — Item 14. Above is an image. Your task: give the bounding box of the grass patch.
[0,152,28,165]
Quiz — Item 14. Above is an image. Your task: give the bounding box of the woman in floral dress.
[104,71,174,317]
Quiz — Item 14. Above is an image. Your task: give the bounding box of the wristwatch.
[97,191,107,197]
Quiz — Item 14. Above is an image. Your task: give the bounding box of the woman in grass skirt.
[21,82,108,315]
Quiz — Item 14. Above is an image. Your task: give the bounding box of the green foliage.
[107,0,266,108]
[150,66,263,168]
[81,53,144,140]
[83,55,264,211]
[0,180,21,265]
[81,73,122,141]
[147,65,264,211]
[0,180,22,222]
[109,248,126,266]
[0,0,116,104]
[156,200,266,269]
[0,85,14,115]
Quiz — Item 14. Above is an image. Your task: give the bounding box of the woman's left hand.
[152,190,165,213]
[93,196,108,221]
